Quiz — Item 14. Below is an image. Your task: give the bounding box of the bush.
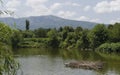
[19,38,49,48]
[97,42,120,53]
[0,22,19,75]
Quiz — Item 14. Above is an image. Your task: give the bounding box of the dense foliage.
[0,22,19,75]
[16,23,120,53]
[88,24,108,49]
[97,43,120,53]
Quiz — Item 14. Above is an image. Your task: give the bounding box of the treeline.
[12,23,120,53]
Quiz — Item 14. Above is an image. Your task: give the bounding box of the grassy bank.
[18,38,49,48]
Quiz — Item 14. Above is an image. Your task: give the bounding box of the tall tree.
[88,24,108,49]
[25,20,30,30]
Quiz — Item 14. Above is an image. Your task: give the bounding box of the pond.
[13,48,120,75]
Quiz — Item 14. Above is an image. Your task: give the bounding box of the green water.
[14,48,120,75]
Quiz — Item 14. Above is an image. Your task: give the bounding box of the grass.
[18,38,49,48]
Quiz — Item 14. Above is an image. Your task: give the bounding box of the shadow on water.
[96,52,120,74]
[13,48,59,57]
[13,48,120,75]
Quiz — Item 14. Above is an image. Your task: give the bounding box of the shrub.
[97,42,120,53]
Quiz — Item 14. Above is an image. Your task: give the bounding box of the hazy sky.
[1,0,120,24]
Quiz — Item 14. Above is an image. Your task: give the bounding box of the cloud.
[64,2,81,7]
[6,0,21,11]
[26,1,78,17]
[19,0,81,17]
[50,3,61,11]
[25,0,51,16]
[110,18,120,24]
[26,0,48,6]
[50,2,80,11]
[25,6,51,17]
[77,16,89,21]
[72,3,81,6]
[26,0,48,9]
[94,0,120,13]
[57,11,76,18]
[84,5,91,11]
[90,18,100,23]
[25,0,79,17]
[76,16,100,23]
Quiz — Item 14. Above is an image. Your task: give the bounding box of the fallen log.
[65,61,104,70]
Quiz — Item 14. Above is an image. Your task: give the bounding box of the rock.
[65,61,104,70]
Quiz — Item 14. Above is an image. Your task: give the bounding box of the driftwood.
[65,61,104,70]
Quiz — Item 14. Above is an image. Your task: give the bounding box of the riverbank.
[18,38,120,54]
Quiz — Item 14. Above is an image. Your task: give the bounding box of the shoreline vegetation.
[0,21,120,74]
[11,21,120,53]
[0,21,120,53]
[0,22,19,75]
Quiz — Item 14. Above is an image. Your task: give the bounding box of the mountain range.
[0,15,98,30]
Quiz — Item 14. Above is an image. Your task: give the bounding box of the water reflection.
[13,48,120,75]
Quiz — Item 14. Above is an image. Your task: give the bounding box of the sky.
[0,0,120,24]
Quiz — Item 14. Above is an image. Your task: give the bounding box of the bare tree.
[0,0,14,16]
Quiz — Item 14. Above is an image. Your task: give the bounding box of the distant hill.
[0,15,98,30]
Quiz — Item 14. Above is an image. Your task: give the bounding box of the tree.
[0,23,12,43]
[22,30,35,38]
[0,22,19,75]
[108,24,113,29]
[109,23,120,42]
[47,29,60,48]
[11,30,23,48]
[76,29,90,49]
[75,26,83,35]
[74,26,83,40]
[25,20,30,31]
[34,28,48,38]
[60,26,74,41]
[64,32,76,47]
[88,24,108,49]
[0,1,19,74]
[0,0,14,16]
[63,26,74,32]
